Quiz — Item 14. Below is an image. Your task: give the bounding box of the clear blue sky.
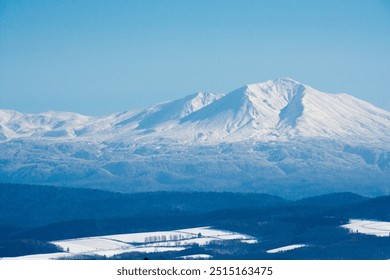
[1,0,389,115]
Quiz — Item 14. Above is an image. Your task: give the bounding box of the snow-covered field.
[3,226,257,260]
[2,252,72,260]
[266,244,307,254]
[341,219,390,237]
[177,254,212,260]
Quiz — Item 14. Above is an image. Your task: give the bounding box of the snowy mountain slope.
[0,78,389,198]
[277,85,390,143]
[0,109,143,140]
[115,91,224,130]
[174,78,306,141]
[0,109,92,139]
[163,78,390,144]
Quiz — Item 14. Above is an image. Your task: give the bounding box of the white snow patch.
[341,219,390,237]
[51,237,132,254]
[177,254,212,260]
[267,244,307,254]
[1,252,72,260]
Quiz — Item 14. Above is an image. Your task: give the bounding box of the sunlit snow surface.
[266,244,307,254]
[2,252,72,260]
[341,219,390,237]
[177,254,212,260]
[3,227,256,260]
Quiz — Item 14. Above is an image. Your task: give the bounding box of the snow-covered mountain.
[120,91,224,130]
[175,78,390,143]
[1,78,389,198]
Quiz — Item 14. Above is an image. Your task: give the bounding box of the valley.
[1,183,389,260]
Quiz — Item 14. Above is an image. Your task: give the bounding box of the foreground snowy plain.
[4,227,257,260]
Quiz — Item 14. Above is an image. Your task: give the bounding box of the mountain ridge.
[0,78,389,198]
[1,77,389,145]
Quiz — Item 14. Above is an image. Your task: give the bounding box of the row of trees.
[144,233,201,243]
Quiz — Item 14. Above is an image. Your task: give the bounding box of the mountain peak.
[179,79,310,138]
[273,77,301,84]
[121,91,224,130]
[247,77,303,88]
[238,78,307,104]
[176,78,390,143]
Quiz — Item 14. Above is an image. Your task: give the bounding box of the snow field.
[45,226,257,259]
[177,254,212,260]
[51,237,132,254]
[341,219,390,237]
[2,252,72,260]
[266,244,307,254]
